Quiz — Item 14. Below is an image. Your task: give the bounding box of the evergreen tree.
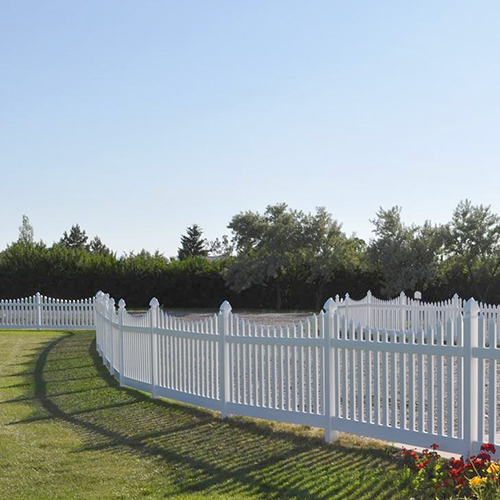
[59,224,89,250]
[89,236,112,256]
[178,224,208,260]
[18,215,34,246]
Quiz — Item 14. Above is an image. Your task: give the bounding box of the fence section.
[95,291,500,457]
[0,292,94,329]
[334,290,500,334]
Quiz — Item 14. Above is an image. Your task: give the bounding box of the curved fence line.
[2,289,500,456]
[333,291,500,333]
[0,292,94,329]
[95,290,500,457]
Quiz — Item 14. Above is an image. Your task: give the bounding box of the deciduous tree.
[369,206,444,297]
[226,204,308,309]
[18,215,34,246]
[445,200,500,301]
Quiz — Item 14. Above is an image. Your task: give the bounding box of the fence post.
[463,297,480,457]
[118,299,126,386]
[413,291,422,331]
[366,290,372,328]
[399,291,406,331]
[219,300,232,418]
[108,297,115,373]
[149,298,159,399]
[323,297,339,442]
[95,292,102,355]
[103,295,108,363]
[35,292,42,330]
[345,293,350,325]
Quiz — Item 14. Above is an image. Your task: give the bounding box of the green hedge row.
[1,242,499,309]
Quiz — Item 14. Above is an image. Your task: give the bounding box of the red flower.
[472,459,484,470]
[481,443,496,454]
[431,443,439,450]
[451,457,464,467]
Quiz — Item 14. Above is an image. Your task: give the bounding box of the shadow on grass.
[14,333,410,499]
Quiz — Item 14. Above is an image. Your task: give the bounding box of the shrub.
[401,443,500,499]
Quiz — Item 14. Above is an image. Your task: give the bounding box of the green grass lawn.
[0,330,412,499]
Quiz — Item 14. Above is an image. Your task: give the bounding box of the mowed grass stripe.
[0,330,411,499]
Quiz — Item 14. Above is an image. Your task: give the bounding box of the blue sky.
[1,1,499,257]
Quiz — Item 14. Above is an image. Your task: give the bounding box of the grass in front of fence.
[0,330,412,499]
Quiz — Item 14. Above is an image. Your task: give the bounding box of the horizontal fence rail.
[0,292,94,329]
[95,290,500,458]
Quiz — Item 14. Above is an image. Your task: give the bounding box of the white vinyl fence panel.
[95,290,500,458]
[334,291,500,339]
[0,292,94,329]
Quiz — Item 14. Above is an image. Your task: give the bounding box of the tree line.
[2,200,500,310]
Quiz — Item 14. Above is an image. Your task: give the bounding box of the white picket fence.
[334,290,500,334]
[95,290,500,457]
[0,292,94,329]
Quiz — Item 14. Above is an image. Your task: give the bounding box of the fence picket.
[488,319,497,444]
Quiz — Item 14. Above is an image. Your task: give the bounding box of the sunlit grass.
[0,330,411,499]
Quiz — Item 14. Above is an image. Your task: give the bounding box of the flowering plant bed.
[401,443,500,499]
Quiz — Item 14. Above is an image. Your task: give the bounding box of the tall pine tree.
[89,236,112,256]
[178,224,208,260]
[59,224,89,250]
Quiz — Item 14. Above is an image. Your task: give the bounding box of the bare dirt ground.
[162,309,315,326]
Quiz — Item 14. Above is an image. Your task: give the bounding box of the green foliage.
[0,243,227,308]
[208,235,234,258]
[369,206,445,297]
[59,224,89,250]
[89,236,112,256]
[2,201,500,308]
[444,200,500,301]
[178,224,208,260]
[226,204,306,308]
[226,204,368,309]
[301,207,368,308]
[402,444,500,500]
[18,215,34,246]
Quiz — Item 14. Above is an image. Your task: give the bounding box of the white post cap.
[219,300,232,314]
[323,297,336,314]
[464,297,480,317]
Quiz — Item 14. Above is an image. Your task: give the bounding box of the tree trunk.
[315,281,325,310]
